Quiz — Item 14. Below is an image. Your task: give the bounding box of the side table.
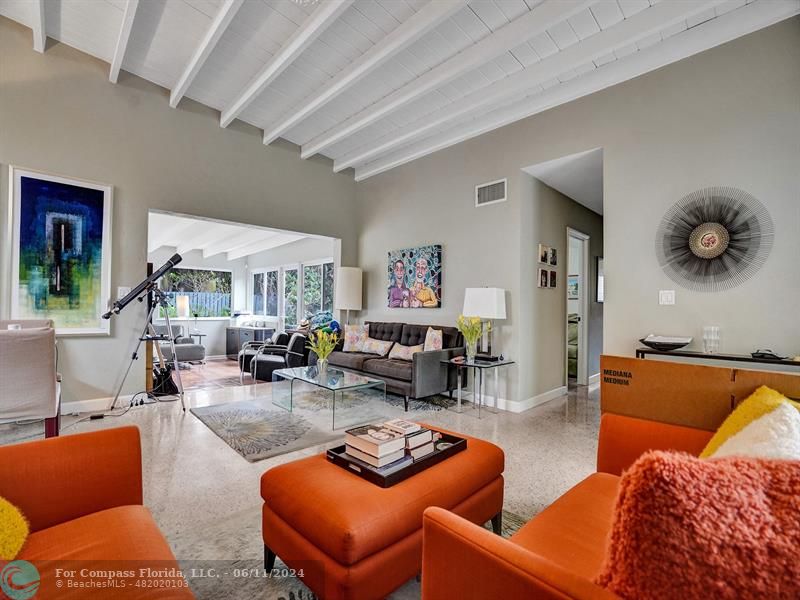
[441,358,515,417]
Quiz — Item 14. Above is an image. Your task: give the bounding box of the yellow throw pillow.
[0,497,29,560]
[700,385,800,458]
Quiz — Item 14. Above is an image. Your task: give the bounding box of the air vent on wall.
[475,178,507,207]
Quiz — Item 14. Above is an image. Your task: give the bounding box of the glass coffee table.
[272,366,387,430]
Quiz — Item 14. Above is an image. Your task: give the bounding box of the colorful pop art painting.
[10,167,112,335]
[387,244,442,309]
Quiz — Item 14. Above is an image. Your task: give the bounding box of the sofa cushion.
[388,343,423,361]
[363,358,413,382]
[423,327,443,351]
[365,321,403,342]
[596,451,800,600]
[700,385,800,457]
[328,351,373,371]
[19,505,192,598]
[343,324,368,352]
[401,324,460,348]
[362,337,394,357]
[510,472,619,582]
[261,428,504,566]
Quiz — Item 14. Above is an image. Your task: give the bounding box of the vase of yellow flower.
[308,330,338,377]
[457,315,482,362]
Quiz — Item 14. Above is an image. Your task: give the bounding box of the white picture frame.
[9,166,113,336]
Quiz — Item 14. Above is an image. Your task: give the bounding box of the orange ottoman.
[260,429,504,600]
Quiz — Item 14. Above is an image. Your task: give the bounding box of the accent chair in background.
[0,319,61,437]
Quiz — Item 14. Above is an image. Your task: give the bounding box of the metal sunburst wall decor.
[655,186,774,292]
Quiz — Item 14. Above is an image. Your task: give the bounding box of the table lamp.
[334,267,362,325]
[462,288,506,359]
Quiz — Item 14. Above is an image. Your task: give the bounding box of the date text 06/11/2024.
[190,568,305,579]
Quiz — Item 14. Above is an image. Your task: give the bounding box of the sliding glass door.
[252,260,334,330]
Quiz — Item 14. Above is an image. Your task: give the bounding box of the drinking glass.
[702,326,720,354]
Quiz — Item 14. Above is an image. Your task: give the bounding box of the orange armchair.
[0,426,193,599]
[0,426,143,532]
[421,414,714,600]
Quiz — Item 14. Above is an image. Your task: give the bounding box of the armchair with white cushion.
[0,319,61,437]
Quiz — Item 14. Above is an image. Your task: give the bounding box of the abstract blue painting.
[11,167,112,335]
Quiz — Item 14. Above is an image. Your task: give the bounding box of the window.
[303,262,335,317]
[283,268,298,328]
[252,260,334,328]
[323,262,334,312]
[159,267,231,318]
[252,270,278,317]
[265,270,278,316]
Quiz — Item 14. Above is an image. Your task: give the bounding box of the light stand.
[108,284,185,412]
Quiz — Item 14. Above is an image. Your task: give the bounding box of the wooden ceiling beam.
[32,0,46,53]
[219,0,353,128]
[355,0,798,181]
[335,0,725,172]
[300,0,593,159]
[262,0,467,146]
[170,0,244,108]
[109,0,140,83]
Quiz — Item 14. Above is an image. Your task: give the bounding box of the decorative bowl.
[639,336,692,352]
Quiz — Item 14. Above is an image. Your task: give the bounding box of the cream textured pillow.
[388,343,423,361]
[711,401,800,460]
[362,337,394,357]
[342,324,368,352]
[423,327,443,351]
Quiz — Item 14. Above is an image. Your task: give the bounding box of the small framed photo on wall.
[538,268,549,288]
[538,244,550,264]
[549,248,557,266]
[549,270,557,288]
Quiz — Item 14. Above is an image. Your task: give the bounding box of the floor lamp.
[335,267,362,325]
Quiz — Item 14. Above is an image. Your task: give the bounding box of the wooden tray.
[326,432,467,488]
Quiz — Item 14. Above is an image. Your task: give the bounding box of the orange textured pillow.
[596,451,800,600]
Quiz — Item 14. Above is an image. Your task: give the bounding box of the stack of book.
[345,418,437,471]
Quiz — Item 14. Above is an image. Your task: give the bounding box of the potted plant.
[308,330,339,376]
[457,315,484,362]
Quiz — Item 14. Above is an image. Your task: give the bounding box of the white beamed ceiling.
[3,0,797,181]
[147,212,304,260]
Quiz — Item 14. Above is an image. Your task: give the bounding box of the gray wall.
[518,177,604,398]
[356,18,800,404]
[0,18,357,403]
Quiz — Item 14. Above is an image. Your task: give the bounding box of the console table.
[636,347,800,371]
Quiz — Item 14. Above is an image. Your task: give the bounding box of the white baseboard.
[62,395,133,415]
[588,372,601,387]
[494,385,568,413]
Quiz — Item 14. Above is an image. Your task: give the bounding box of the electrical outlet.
[117,286,131,300]
[659,290,676,305]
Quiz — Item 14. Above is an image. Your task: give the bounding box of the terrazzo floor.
[1,381,600,598]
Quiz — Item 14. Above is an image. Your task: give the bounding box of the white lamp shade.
[176,295,190,319]
[335,267,363,311]
[463,288,506,319]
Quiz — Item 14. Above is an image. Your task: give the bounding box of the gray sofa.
[153,325,206,363]
[317,321,464,411]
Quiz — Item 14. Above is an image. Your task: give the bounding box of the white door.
[566,228,590,385]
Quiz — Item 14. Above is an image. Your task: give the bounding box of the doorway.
[566,228,590,386]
